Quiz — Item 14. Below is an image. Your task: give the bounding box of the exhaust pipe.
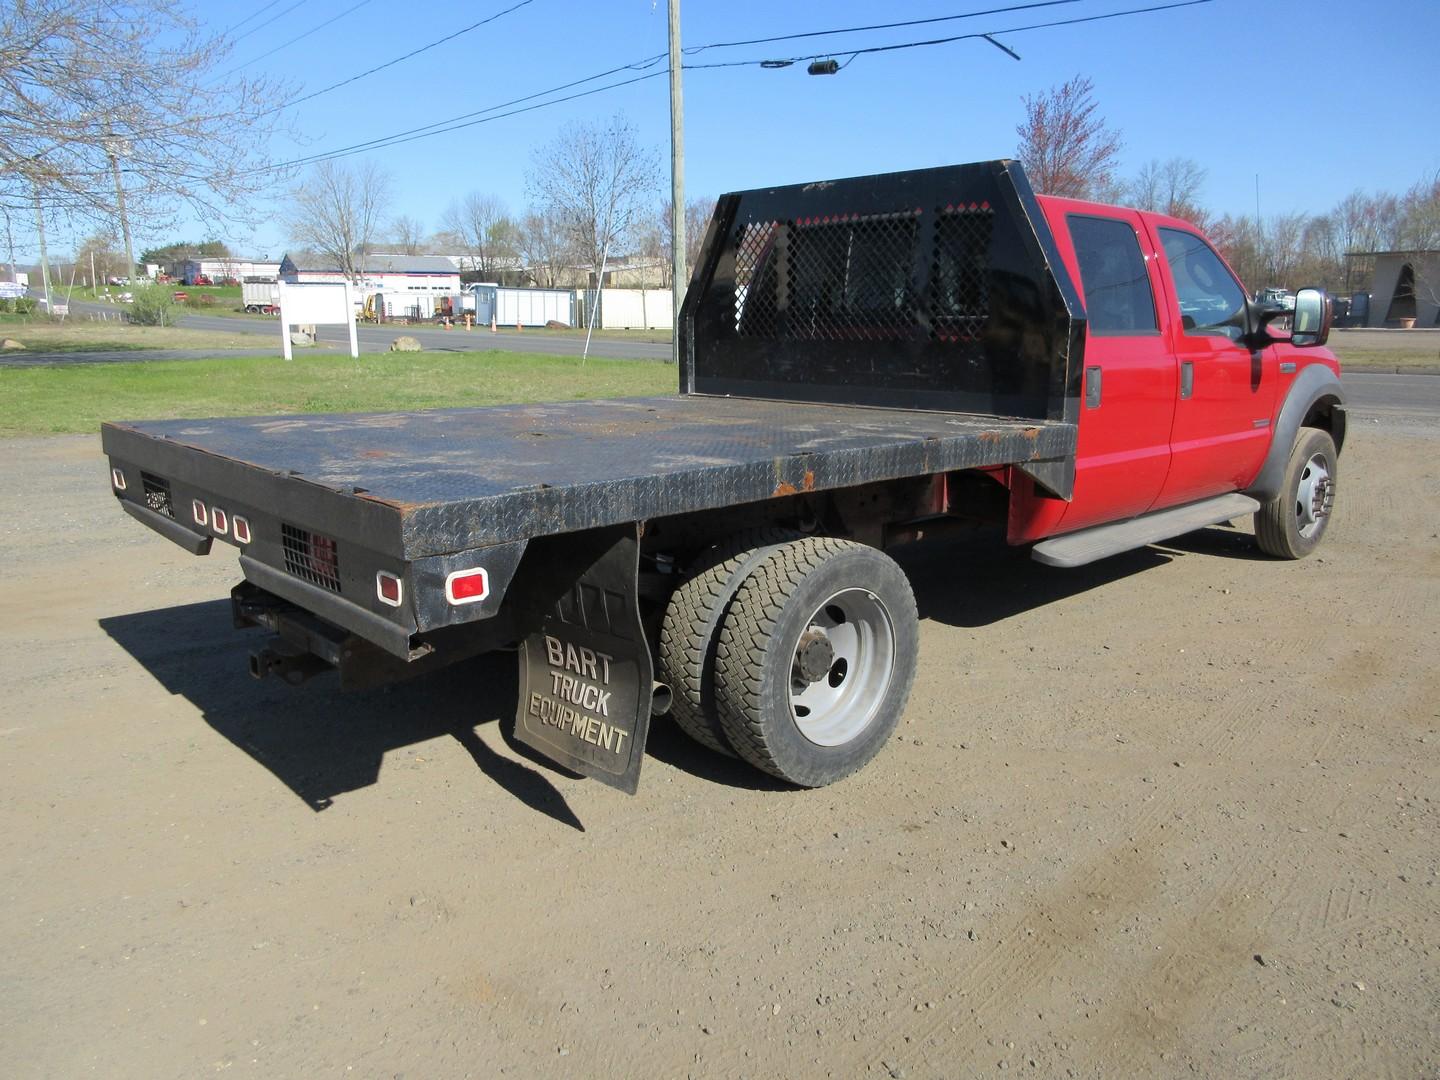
[650,681,673,716]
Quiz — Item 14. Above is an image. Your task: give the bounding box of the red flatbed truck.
[102,161,1345,794]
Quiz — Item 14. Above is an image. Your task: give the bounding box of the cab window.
[1158,227,1247,340]
[1067,215,1157,334]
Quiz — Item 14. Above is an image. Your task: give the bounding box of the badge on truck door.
[514,524,654,794]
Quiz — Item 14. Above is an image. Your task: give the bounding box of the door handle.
[1180,361,1194,400]
[1085,365,1102,408]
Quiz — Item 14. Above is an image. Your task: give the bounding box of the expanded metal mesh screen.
[731,205,991,344]
[282,522,341,593]
[685,161,1081,418]
[141,472,173,518]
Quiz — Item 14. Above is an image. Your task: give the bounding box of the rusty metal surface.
[108,396,1075,559]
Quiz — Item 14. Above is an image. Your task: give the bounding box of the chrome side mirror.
[1290,287,1331,347]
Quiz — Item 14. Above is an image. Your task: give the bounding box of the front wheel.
[712,538,918,787]
[1254,427,1337,559]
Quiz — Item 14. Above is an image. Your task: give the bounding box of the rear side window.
[1158,227,1247,340]
[1067,215,1157,334]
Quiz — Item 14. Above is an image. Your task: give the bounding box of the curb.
[1343,365,1440,376]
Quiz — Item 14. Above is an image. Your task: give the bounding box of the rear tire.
[712,538,918,787]
[1254,427,1337,559]
[657,529,802,756]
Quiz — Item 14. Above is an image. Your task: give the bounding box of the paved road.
[1341,371,1440,415]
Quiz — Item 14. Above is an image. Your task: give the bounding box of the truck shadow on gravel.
[892,525,1265,626]
[97,526,1253,820]
[99,600,588,830]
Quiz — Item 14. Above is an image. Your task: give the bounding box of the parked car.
[1256,287,1296,311]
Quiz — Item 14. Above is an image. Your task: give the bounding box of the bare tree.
[73,232,126,285]
[387,215,427,255]
[516,208,572,287]
[1015,76,1122,200]
[528,114,660,286]
[1264,213,1308,285]
[0,0,291,231]
[656,196,717,287]
[1398,171,1440,250]
[1129,158,1208,223]
[286,161,392,280]
[441,193,518,279]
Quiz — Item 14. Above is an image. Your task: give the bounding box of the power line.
[249,53,667,175]
[681,0,1081,54]
[260,0,537,117]
[220,0,379,77]
[683,0,1213,70]
[226,0,308,48]
[238,0,1066,171]
[254,70,668,175]
[232,0,1210,177]
[221,0,286,40]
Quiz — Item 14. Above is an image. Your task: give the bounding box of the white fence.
[581,288,673,330]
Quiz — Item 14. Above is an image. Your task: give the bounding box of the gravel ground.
[1,404,1436,1079]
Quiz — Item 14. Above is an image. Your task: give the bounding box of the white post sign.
[277,280,358,360]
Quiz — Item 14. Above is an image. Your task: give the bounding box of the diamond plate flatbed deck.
[102,395,1076,559]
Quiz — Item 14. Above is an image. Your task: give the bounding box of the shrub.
[0,297,37,315]
[128,287,178,326]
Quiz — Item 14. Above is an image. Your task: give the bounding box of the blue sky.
[33,0,1440,259]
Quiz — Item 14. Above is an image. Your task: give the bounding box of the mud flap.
[513,524,654,794]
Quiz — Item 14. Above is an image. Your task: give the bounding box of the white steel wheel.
[788,588,897,747]
[713,537,918,788]
[1255,427,1338,560]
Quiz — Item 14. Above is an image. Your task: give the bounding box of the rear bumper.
[120,498,212,556]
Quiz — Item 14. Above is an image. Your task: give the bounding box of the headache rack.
[680,158,1085,425]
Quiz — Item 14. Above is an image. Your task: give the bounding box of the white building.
[177,257,280,285]
[279,252,461,295]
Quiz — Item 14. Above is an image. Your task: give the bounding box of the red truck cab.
[1010,195,1344,558]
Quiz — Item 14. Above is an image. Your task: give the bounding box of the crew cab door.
[1043,207,1175,532]
[1148,225,1277,508]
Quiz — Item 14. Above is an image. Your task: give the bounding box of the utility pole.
[108,134,136,282]
[2,208,17,286]
[32,185,53,312]
[668,0,685,366]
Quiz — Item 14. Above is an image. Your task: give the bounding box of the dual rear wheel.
[658,535,918,788]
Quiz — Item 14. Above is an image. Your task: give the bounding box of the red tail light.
[376,571,403,607]
[445,568,490,605]
[232,516,251,544]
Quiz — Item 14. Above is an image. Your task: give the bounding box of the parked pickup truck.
[102,161,1345,794]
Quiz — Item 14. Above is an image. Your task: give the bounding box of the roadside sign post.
[277,280,358,360]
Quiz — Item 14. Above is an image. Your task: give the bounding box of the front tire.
[1254,427,1337,559]
[712,538,919,787]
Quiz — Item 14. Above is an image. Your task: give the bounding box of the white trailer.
[470,285,574,328]
[582,288,673,330]
[242,281,280,313]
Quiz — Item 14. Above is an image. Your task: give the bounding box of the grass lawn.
[1333,349,1439,371]
[0,312,285,353]
[0,350,675,437]
[1324,338,1440,371]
